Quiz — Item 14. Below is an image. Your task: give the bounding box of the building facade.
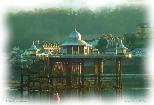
[61,29,92,55]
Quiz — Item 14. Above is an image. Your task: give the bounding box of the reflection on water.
[8,74,149,102]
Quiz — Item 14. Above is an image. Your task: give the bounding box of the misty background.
[7,5,147,50]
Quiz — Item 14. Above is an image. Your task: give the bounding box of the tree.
[95,37,108,52]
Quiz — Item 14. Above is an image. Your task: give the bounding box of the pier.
[10,30,132,99]
[18,53,131,99]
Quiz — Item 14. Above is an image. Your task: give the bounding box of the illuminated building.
[42,41,60,54]
[61,29,92,55]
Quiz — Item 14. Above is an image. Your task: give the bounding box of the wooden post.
[115,57,122,97]
[62,62,66,85]
[27,66,30,97]
[20,65,23,98]
[66,61,72,94]
[49,59,54,91]
[94,61,98,90]
[97,61,103,89]
[94,60,102,95]
[81,62,84,88]
[78,63,81,90]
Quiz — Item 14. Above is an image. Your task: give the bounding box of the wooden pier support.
[49,61,54,89]
[115,57,122,97]
[20,66,23,98]
[78,62,84,96]
[19,54,127,99]
[66,61,72,94]
[95,60,103,89]
[81,62,84,88]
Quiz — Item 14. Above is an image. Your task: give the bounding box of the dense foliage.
[8,6,147,50]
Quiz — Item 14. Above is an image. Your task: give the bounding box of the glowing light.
[125,52,132,59]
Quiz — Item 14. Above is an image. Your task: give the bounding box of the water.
[8,57,149,102]
[7,73,149,102]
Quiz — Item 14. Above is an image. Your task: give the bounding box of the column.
[94,60,103,95]
[49,59,54,91]
[81,61,84,96]
[78,46,80,54]
[66,61,72,94]
[115,57,122,97]
[97,61,102,89]
[81,62,84,88]
[78,63,81,88]
[72,46,73,54]
[20,65,23,98]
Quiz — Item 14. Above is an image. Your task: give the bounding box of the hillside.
[8,5,147,50]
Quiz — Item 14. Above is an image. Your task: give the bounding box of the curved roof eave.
[61,40,91,46]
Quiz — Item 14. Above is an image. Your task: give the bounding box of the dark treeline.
[7,5,147,50]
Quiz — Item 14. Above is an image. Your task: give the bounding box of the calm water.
[7,73,149,102]
[8,57,149,102]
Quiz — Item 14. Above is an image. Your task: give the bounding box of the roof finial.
[118,39,125,48]
[38,40,39,44]
[75,28,77,32]
[33,41,35,45]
